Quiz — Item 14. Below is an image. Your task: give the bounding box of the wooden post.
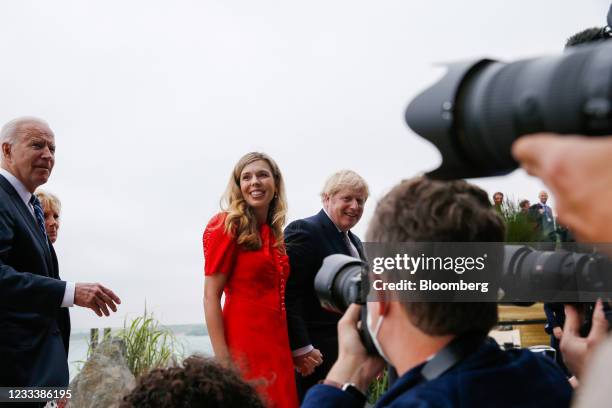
[90,328,99,350]
[103,327,111,340]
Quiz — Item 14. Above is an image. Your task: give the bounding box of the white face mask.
[366,303,391,364]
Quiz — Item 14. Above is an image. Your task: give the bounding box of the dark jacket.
[284,209,365,398]
[303,339,572,408]
[0,175,70,387]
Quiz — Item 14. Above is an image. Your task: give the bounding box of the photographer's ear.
[368,299,390,319]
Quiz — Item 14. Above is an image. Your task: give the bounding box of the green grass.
[117,309,182,378]
[498,198,540,243]
[368,369,389,403]
[72,311,183,380]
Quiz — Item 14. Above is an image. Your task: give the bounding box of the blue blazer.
[0,175,70,387]
[302,339,572,408]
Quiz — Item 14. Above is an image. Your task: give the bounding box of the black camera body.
[313,254,379,355]
[314,245,612,356]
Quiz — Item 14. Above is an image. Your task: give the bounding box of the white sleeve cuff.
[292,344,314,357]
[61,281,75,307]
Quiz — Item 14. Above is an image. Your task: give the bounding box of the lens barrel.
[406,41,612,179]
[314,254,366,314]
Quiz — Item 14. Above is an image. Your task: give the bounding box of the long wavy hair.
[221,152,288,251]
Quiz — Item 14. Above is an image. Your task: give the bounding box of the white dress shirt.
[0,168,74,307]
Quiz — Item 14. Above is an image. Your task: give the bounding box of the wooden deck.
[495,303,549,347]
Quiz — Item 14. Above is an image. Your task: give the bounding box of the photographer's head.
[493,191,504,206]
[363,177,503,373]
[121,355,265,408]
[367,177,504,243]
[566,26,611,48]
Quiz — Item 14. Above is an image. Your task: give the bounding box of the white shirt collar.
[0,167,32,207]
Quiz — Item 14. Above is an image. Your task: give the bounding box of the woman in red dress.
[203,152,300,408]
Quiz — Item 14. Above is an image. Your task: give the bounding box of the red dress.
[203,212,299,408]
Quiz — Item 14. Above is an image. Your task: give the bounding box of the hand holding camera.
[325,304,385,393]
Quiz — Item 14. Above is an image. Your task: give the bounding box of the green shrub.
[118,310,181,378]
[499,198,540,243]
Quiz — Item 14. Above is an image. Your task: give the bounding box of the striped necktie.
[342,231,360,259]
[29,195,49,243]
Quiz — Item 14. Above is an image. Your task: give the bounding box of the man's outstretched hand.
[75,283,121,316]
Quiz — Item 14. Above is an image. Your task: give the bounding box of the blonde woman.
[34,190,61,243]
[203,152,298,408]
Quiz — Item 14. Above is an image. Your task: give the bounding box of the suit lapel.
[0,175,54,275]
[315,209,366,259]
[315,210,350,256]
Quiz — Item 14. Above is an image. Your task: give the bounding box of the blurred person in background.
[492,191,504,214]
[519,199,531,214]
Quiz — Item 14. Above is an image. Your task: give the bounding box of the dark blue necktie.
[29,195,49,243]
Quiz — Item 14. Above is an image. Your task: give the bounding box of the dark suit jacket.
[0,174,70,387]
[529,203,557,242]
[284,210,365,397]
[302,339,572,408]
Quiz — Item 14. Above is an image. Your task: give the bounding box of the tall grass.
[118,310,182,378]
[498,198,540,243]
[368,369,389,403]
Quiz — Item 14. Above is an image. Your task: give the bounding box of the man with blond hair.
[285,169,369,401]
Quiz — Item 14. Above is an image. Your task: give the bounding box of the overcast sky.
[0,1,607,328]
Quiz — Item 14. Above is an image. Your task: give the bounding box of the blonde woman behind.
[203,152,299,408]
[34,190,61,244]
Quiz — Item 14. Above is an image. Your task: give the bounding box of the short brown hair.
[366,177,504,336]
[120,355,265,408]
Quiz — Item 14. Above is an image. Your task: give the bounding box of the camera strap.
[420,332,487,381]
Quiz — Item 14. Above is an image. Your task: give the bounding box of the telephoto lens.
[501,245,612,302]
[405,41,612,179]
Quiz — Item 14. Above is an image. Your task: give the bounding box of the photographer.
[302,177,572,407]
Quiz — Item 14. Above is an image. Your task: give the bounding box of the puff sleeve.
[203,212,238,276]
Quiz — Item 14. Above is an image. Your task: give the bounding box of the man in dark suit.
[302,177,572,408]
[284,169,369,401]
[530,190,557,243]
[0,117,121,397]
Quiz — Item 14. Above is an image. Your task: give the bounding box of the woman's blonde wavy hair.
[221,152,288,251]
